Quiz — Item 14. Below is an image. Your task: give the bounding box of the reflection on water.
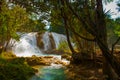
[30,66,66,80]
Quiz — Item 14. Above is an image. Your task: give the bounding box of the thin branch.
[69,26,95,41]
[62,1,95,41]
[65,0,96,36]
[111,37,120,54]
[96,36,120,77]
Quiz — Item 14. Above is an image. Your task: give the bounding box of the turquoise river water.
[30,66,66,80]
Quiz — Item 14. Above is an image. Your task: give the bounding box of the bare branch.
[111,37,120,54]
[65,0,96,36]
[69,26,95,41]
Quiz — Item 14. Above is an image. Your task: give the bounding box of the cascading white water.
[11,32,70,69]
[41,32,67,51]
[12,32,43,57]
[10,32,69,57]
[42,32,52,51]
[51,32,67,48]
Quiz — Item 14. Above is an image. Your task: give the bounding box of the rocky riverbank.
[25,55,70,66]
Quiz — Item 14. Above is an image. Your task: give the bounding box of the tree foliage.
[114,18,120,36]
[0,0,47,48]
[0,0,30,46]
[3,0,120,79]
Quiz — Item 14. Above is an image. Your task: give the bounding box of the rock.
[62,53,71,60]
[24,55,70,67]
[43,56,53,58]
[25,56,51,66]
[25,56,57,66]
[45,49,65,55]
[36,32,44,49]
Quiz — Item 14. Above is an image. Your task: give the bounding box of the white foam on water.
[12,32,43,57]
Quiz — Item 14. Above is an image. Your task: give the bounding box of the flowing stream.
[10,32,69,80]
[30,65,66,80]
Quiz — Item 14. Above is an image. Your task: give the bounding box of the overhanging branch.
[69,26,95,41]
[111,37,120,54]
[65,0,96,37]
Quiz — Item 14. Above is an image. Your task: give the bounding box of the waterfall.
[51,32,67,48]
[42,32,52,51]
[10,32,68,57]
[12,32,43,57]
[41,32,67,51]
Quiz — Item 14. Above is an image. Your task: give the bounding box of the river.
[30,65,66,80]
[9,32,68,80]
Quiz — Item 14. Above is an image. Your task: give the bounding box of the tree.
[63,0,120,79]
[0,0,30,51]
[8,0,120,79]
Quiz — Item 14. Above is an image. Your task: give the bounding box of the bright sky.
[104,0,120,19]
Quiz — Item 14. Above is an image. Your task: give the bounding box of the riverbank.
[0,57,35,80]
[65,50,120,80]
[1,50,120,80]
[65,62,104,80]
[0,52,70,80]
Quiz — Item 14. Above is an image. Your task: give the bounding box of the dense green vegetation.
[0,0,120,80]
[0,0,47,51]
[0,52,34,80]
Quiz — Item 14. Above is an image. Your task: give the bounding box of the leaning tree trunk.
[95,0,119,79]
[64,0,120,78]
[60,1,83,64]
[96,39,119,79]
[62,13,79,64]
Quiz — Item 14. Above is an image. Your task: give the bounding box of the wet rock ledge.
[24,55,69,66]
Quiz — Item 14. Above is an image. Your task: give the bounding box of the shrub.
[0,57,34,80]
[0,51,16,59]
[57,41,69,51]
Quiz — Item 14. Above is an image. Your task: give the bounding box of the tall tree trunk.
[64,0,120,78]
[96,39,119,79]
[64,17,82,64]
[95,0,119,79]
[61,0,83,64]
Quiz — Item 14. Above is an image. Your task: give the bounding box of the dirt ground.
[65,62,105,80]
[65,51,120,80]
